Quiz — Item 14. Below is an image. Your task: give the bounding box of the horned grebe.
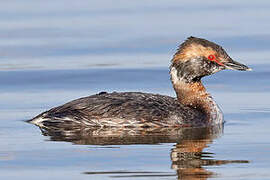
[29,37,251,128]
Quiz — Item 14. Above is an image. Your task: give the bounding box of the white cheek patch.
[170,67,179,84]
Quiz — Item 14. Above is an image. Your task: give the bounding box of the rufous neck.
[173,80,210,110]
[170,66,209,107]
[170,66,220,122]
[171,77,223,125]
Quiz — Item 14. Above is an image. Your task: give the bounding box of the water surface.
[1,0,270,179]
[1,66,270,180]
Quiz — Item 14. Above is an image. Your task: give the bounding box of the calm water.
[1,1,270,180]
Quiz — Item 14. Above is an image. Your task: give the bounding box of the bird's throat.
[173,80,209,109]
[170,66,221,123]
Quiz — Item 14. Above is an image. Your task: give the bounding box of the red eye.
[208,55,216,61]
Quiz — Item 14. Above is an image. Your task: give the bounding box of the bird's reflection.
[171,139,248,179]
[34,124,248,179]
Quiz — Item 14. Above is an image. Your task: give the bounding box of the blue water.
[1,1,270,179]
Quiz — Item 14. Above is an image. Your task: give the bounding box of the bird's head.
[170,36,251,83]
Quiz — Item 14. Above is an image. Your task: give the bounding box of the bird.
[29,36,251,128]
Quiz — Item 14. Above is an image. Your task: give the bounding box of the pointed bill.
[224,59,252,71]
